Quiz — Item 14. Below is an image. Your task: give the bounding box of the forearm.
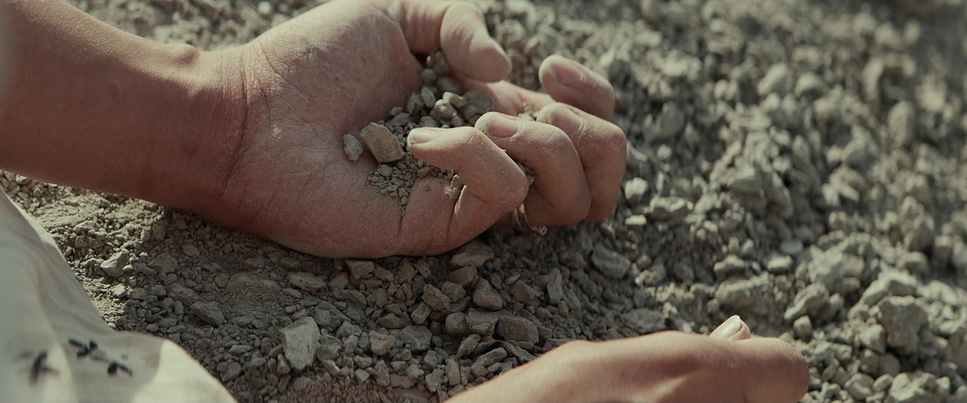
[0,0,243,210]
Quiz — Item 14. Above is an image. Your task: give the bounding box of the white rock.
[757,63,792,97]
[784,283,829,321]
[280,317,321,371]
[623,177,649,205]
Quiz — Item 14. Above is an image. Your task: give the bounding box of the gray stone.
[472,280,503,311]
[336,320,362,339]
[358,123,404,163]
[799,249,864,291]
[510,282,539,305]
[425,368,445,393]
[447,266,477,286]
[466,309,507,334]
[227,344,252,355]
[147,253,178,275]
[877,296,928,355]
[345,259,375,279]
[445,312,469,335]
[456,334,481,358]
[857,324,887,354]
[713,254,748,279]
[859,271,918,306]
[220,362,242,383]
[446,359,461,386]
[887,102,916,148]
[167,283,201,305]
[794,72,826,97]
[546,269,564,305]
[315,342,341,362]
[100,251,130,278]
[845,373,874,401]
[766,254,794,273]
[422,284,451,312]
[623,177,649,205]
[496,317,539,344]
[369,330,395,356]
[474,348,507,368]
[451,242,494,267]
[440,281,466,302]
[645,197,693,223]
[590,244,631,279]
[343,133,363,161]
[400,325,432,352]
[758,63,792,97]
[888,372,939,403]
[655,102,686,141]
[288,272,325,292]
[792,316,812,339]
[783,283,830,321]
[411,302,431,325]
[190,301,225,326]
[714,274,773,313]
[622,308,666,334]
[280,317,321,371]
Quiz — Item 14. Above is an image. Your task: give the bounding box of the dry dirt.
[5,0,967,402]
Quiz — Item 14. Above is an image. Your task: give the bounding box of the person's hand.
[199,0,625,257]
[448,316,809,403]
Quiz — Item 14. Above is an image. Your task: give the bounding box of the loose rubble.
[8,0,967,402]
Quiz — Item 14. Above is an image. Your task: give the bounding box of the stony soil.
[5,0,967,402]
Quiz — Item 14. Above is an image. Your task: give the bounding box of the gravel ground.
[5,0,967,402]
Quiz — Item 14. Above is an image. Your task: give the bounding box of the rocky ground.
[5,0,967,402]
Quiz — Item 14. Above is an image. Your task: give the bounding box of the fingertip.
[539,56,616,120]
[440,3,511,83]
[466,37,512,82]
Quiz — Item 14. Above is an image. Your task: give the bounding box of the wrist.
[136,45,249,216]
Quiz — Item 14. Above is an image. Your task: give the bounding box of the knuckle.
[562,193,593,224]
[601,122,628,157]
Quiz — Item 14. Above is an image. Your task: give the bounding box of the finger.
[709,315,752,341]
[539,55,616,120]
[405,126,528,251]
[537,104,626,220]
[733,338,810,403]
[475,113,591,226]
[396,0,511,82]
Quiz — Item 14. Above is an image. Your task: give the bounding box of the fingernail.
[551,58,585,87]
[710,315,743,341]
[481,114,520,138]
[408,128,444,146]
[550,106,582,134]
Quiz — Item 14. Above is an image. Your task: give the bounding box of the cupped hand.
[448,316,809,403]
[206,0,625,257]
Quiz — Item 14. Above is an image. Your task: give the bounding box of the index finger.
[395,0,511,82]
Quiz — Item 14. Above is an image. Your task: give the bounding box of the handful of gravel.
[343,49,497,209]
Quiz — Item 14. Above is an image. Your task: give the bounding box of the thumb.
[405,127,528,251]
[397,0,511,82]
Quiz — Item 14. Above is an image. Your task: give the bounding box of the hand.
[203,0,626,257]
[448,316,809,403]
